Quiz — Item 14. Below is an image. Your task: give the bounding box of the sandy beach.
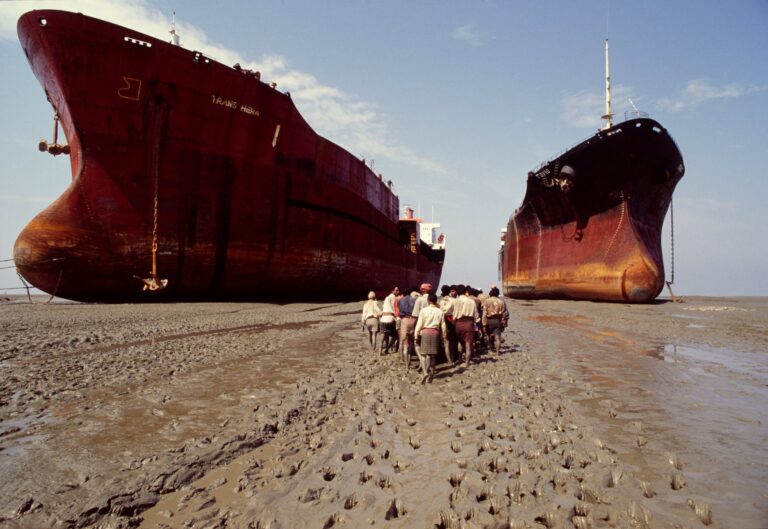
[1,296,766,529]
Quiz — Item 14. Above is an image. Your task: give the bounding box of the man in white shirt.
[379,286,399,355]
[411,283,432,359]
[361,290,382,353]
[439,285,458,365]
[415,293,444,383]
[453,285,480,367]
[412,283,432,318]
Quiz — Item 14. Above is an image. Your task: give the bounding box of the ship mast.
[169,11,180,46]
[601,38,613,130]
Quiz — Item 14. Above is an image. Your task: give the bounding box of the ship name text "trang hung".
[211,94,260,117]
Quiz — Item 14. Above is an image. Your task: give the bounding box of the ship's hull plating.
[14,10,443,302]
[500,118,684,303]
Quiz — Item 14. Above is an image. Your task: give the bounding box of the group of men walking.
[360,283,509,383]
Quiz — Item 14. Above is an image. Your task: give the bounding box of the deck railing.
[530,112,651,173]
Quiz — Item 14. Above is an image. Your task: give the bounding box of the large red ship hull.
[500,118,684,303]
[14,10,443,302]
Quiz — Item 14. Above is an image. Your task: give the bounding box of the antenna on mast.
[601,38,613,130]
[169,11,180,46]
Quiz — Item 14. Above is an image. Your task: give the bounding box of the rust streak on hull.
[13,10,445,302]
[500,118,684,303]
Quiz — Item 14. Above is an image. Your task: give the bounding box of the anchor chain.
[669,197,675,285]
[136,168,168,292]
[665,197,683,302]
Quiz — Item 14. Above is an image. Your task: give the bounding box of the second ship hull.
[500,118,684,303]
[14,10,444,302]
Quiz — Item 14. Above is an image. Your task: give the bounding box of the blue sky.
[1,0,766,297]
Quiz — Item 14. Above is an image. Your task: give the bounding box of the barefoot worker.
[379,286,399,355]
[453,285,480,367]
[397,287,419,368]
[439,284,458,365]
[414,293,444,384]
[482,286,508,355]
[361,291,382,353]
[411,283,432,361]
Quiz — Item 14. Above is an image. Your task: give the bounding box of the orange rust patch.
[603,332,635,347]
[529,315,588,327]
[528,314,647,357]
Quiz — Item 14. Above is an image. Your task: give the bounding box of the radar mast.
[169,11,180,46]
[601,38,613,130]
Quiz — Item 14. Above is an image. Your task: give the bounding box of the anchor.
[38,113,70,156]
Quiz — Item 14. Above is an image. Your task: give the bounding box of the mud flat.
[0,296,766,529]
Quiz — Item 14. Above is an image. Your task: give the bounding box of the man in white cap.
[361,290,382,353]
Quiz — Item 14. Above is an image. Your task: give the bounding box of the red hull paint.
[500,118,684,303]
[13,11,444,302]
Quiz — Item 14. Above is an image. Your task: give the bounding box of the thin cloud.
[452,23,489,47]
[658,79,767,112]
[561,85,635,128]
[0,0,447,176]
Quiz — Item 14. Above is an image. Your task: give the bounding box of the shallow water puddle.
[563,339,768,527]
[662,344,768,385]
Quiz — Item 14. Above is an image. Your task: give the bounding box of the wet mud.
[0,296,766,528]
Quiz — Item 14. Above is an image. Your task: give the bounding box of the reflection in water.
[663,343,768,385]
[0,412,50,459]
[563,341,768,527]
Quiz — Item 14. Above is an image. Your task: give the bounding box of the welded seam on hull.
[512,215,519,276]
[603,191,626,259]
[287,199,400,246]
[535,210,542,280]
[46,132,87,291]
